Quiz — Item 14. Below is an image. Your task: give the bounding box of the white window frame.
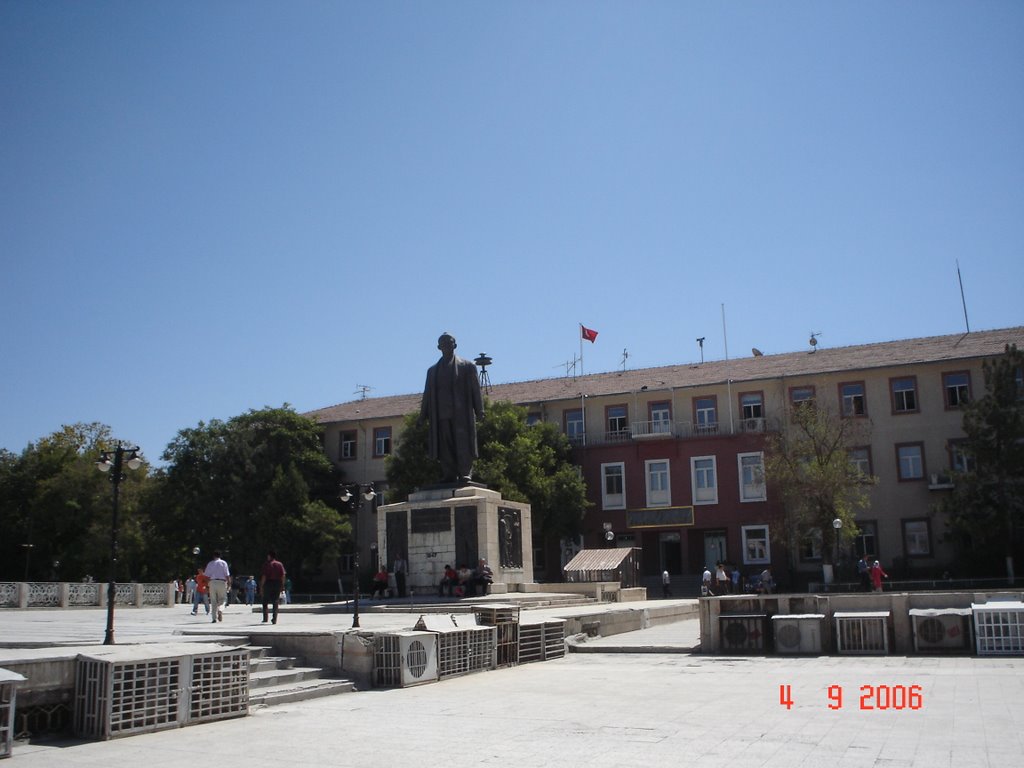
[650,402,672,434]
[691,455,718,505]
[601,462,626,510]
[737,452,766,502]
[645,459,671,507]
[897,444,924,480]
[849,447,871,477]
[742,525,771,565]
[903,520,931,556]
[373,427,391,457]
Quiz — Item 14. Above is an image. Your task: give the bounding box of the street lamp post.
[340,483,376,629]
[832,518,843,591]
[96,442,142,645]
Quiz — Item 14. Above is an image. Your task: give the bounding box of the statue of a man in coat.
[421,332,484,484]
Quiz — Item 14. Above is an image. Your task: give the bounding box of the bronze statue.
[421,333,484,484]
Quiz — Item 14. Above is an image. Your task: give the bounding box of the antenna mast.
[956,260,971,333]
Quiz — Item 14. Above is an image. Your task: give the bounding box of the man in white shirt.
[204,551,231,623]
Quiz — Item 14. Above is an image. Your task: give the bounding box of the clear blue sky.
[2,2,1022,462]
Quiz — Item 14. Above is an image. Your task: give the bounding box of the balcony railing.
[580,417,777,447]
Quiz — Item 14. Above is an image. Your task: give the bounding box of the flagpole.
[579,324,584,377]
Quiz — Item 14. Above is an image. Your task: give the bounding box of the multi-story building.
[306,326,1023,589]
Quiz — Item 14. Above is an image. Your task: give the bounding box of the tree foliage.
[153,406,345,582]
[764,402,876,566]
[386,400,589,546]
[942,344,1024,576]
[0,423,152,582]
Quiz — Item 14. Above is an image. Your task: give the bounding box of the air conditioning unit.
[834,611,890,655]
[374,631,438,688]
[909,609,972,653]
[771,614,824,654]
[719,614,767,652]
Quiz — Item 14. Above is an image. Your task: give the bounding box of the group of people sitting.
[438,560,492,598]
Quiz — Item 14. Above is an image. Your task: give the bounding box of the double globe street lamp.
[96,442,143,645]
[339,483,376,628]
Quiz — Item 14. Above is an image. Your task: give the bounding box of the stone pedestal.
[376,486,533,596]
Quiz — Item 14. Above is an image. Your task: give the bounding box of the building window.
[949,439,975,474]
[339,431,357,461]
[645,460,671,507]
[601,462,625,510]
[742,525,771,565]
[840,381,867,417]
[649,401,672,434]
[855,521,878,558]
[694,396,718,434]
[790,385,815,408]
[526,412,542,426]
[890,376,918,414]
[373,427,392,457]
[606,404,629,440]
[903,519,932,557]
[799,528,823,561]
[738,391,764,432]
[849,446,873,478]
[896,443,925,481]
[691,456,718,505]
[943,371,971,409]
[738,452,766,502]
[564,409,585,444]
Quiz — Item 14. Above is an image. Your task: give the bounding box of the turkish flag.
[581,325,598,343]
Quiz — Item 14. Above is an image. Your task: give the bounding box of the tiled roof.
[305,326,1024,424]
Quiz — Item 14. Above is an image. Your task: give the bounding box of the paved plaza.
[4,603,1023,767]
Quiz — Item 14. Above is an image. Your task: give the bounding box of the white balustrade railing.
[0,582,175,609]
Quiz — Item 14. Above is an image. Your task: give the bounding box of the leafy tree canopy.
[942,344,1024,576]
[0,423,151,582]
[154,406,344,581]
[764,402,876,565]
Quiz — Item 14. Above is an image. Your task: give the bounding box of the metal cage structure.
[834,611,890,655]
[972,601,1024,656]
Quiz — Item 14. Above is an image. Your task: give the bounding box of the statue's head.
[437,333,457,358]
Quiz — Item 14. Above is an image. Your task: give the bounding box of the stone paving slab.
[11,650,1023,767]
[4,602,1022,766]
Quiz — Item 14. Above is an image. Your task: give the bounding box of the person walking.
[715,562,730,594]
[393,553,408,598]
[244,575,256,606]
[185,574,196,606]
[191,568,210,615]
[259,551,286,624]
[204,551,231,623]
[870,560,888,592]
[661,570,672,598]
[857,555,872,592]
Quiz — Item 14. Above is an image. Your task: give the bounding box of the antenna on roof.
[621,348,629,372]
[956,260,971,333]
[809,332,821,353]
[696,337,705,364]
[553,356,580,380]
[354,385,373,400]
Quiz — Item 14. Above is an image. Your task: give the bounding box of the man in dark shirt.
[260,550,286,624]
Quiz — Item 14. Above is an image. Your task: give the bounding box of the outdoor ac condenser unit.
[909,609,972,653]
[374,631,438,688]
[719,614,767,652]
[771,614,824,654]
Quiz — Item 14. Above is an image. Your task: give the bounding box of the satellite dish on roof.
[752,348,763,357]
[809,332,822,353]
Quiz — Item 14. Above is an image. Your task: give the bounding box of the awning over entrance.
[563,547,640,588]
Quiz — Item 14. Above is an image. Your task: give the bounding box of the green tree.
[0,423,152,582]
[764,402,876,579]
[943,344,1024,579]
[386,400,589,547]
[153,406,345,584]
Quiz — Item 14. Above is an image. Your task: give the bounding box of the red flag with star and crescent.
[581,325,598,343]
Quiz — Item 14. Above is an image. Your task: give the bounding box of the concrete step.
[243,644,355,708]
[248,677,356,707]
